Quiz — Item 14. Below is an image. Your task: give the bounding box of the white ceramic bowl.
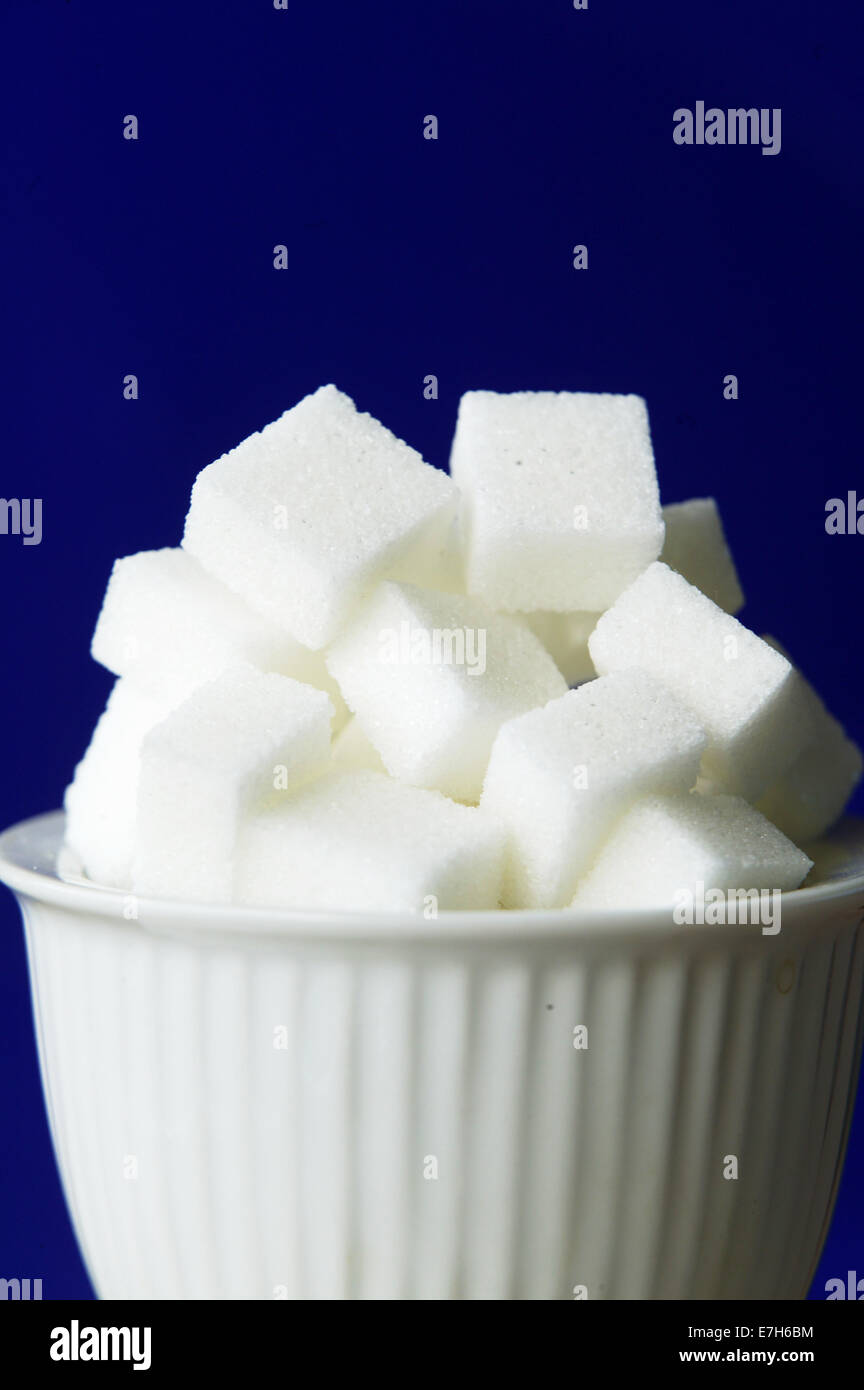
[2,809,864,1301]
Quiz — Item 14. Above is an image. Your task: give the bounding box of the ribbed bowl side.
[21,901,864,1300]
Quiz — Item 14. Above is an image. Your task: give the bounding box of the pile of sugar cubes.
[64,385,862,913]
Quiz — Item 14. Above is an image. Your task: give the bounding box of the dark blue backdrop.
[1,0,861,1300]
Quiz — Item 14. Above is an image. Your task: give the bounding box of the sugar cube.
[449,389,664,612]
[756,673,862,843]
[588,562,815,800]
[133,667,333,904]
[182,385,459,649]
[326,581,568,803]
[661,497,744,614]
[91,547,347,725]
[234,770,505,912]
[520,610,599,685]
[480,671,707,908]
[64,679,175,888]
[570,792,813,909]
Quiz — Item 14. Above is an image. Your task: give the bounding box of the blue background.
[1,0,861,1299]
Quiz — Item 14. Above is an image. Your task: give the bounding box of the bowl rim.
[2,809,864,946]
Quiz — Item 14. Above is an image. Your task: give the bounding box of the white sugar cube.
[326,582,568,802]
[570,792,813,910]
[588,562,815,800]
[449,389,664,612]
[133,667,333,904]
[182,385,459,649]
[520,610,599,685]
[756,685,862,844]
[64,680,174,888]
[91,547,347,725]
[661,497,744,614]
[331,717,386,773]
[480,672,707,908]
[235,771,505,912]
